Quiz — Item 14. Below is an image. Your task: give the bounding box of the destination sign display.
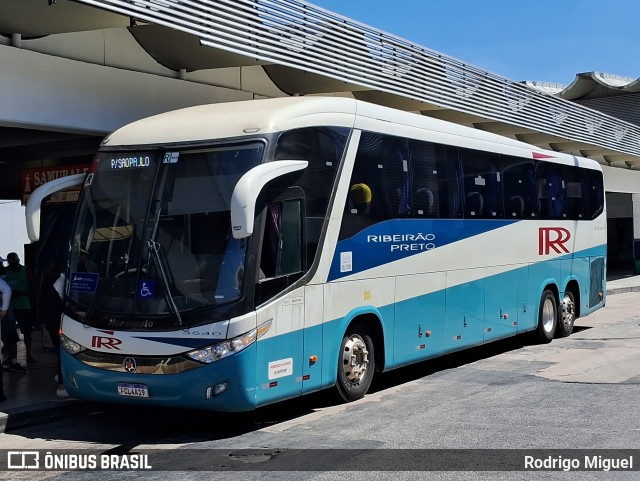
[109,156,152,169]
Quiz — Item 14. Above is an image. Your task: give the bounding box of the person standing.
[0,274,11,401]
[5,252,37,365]
[0,262,24,373]
[39,255,68,397]
[77,249,98,273]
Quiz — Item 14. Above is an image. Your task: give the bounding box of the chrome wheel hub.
[341,335,369,385]
[561,295,576,329]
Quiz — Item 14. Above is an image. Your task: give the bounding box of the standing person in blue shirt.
[0,274,11,401]
[5,252,37,366]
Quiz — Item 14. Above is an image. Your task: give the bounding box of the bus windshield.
[67,142,265,324]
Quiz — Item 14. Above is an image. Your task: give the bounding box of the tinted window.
[502,157,536,219]
[584,169,605,219]
[459,148,502,219]
[410,140,462,219]
[274,126,350,265]
[274,127,349,216]
[564,165,584,220]
[347,132,410,222]
[339,131,601,242]
[536,161,565,219]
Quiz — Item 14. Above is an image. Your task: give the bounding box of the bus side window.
[409,139,461,219]
[502,158,536,219]
[339,132,388,239]
[383,137,411,216]
[350,133,410,221]
[409,140,438,218]
[260,201,303,279]
[584,169,604,219]
[537,162,566,219]
[256,198,304,304]
[339,183,376,240]
[277,200,303,277]
[273,126,349,268]
[460,148,502,219]
[564,165,584,220]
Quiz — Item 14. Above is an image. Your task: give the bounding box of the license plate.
[117,383,149,398]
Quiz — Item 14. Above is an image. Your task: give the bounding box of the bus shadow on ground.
[252,325,594,426]
[371,324,590,392]
[15,327,591,446]
[211,327,595,435]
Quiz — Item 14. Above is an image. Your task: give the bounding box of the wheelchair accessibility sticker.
[137,280,156,299]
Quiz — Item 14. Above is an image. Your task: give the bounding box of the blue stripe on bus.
[329,218,517,281]
[324,245,606,379]
[63,245,605,410]
[253,245,606,395]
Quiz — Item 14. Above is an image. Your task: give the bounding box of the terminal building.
[1,0,640,274]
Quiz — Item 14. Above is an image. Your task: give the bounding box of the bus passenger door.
[254,196,305,407]
[484,266,522,341]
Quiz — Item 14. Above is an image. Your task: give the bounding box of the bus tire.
[537,290,558,342]
[557,291,576,337]
[336,323,375,402]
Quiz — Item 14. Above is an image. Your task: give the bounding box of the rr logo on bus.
[91,336,123,350]
[539,227,571,255]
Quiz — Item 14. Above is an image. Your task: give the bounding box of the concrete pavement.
[1,273,639,433]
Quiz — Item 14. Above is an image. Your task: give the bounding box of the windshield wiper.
[147,240,182,326]
[81,223,137,324]
[82,251,131,324]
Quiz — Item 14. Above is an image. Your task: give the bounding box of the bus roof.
[102,96,601,171]
[102,97,357,147]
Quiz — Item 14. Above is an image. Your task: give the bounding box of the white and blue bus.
[27,97,606,411]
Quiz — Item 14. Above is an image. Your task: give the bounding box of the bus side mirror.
[25,173,86,242]
[230,160,308,239]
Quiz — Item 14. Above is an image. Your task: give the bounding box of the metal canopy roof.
[526,72,640,100]
[0,0,128,37]
[3,0,640,169]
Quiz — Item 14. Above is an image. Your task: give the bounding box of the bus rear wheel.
[336,324,375,402]
[557,291,576,337]
[537,290,558,342]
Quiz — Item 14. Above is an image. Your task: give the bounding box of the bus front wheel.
[537,290,558,342]
[336,324,375,402]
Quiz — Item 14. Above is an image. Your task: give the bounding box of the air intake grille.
[76,350,203,374]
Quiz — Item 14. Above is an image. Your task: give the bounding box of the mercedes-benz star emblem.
[123,357,137,373]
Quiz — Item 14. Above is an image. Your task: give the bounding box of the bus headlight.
[186,319,272,364]
[60,333,87,355]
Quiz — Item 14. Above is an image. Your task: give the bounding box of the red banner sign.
[21,165,89,204]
